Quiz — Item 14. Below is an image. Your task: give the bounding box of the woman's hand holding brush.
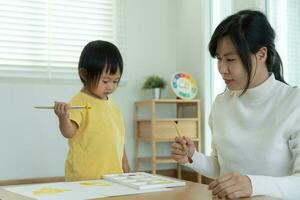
[171,121,194,164]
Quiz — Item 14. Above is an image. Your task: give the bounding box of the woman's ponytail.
[267,46,287,84]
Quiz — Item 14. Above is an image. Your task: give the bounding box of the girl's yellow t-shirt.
[65,91,125,181]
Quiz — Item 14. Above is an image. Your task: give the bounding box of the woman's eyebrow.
[216,51,236,57]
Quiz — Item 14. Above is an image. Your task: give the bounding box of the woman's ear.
[79,68,87,81]
[256,47,268,62]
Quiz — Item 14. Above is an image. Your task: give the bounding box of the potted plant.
[142,75,167,99]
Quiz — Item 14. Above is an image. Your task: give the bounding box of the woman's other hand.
[208,172,252,199]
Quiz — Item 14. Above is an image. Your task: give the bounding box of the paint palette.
[102,172,185,190]
[171,72,197,99]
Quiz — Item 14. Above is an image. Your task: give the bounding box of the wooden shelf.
[134,99,201,182]
[135,99,200,105]
[136,119,199,139]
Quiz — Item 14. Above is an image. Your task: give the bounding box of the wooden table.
[0,181,278,200]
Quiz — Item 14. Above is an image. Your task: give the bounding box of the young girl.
[172,10,300,200]
[54,40,130,181]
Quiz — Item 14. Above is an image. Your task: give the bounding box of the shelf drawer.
[137,120,198,139]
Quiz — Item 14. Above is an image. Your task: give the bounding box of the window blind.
[0,0,123,80]
[268,0,300,86]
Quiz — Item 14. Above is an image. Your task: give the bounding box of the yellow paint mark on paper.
[32,187,70,196]
[80,182,111,186]
[157,181,174,184]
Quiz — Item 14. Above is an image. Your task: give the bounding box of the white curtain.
[268,0,300,86]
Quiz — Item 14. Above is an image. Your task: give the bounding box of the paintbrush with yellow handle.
[35,105,91,110]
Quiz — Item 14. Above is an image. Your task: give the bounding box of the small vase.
[152,88,161,99]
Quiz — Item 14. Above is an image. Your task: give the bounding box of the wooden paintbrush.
[174,121,193,163]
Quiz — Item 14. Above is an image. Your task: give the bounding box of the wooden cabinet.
[134,99,201,181]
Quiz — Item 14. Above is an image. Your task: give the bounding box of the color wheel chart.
[171,72,197,99]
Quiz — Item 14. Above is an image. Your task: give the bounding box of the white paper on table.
[73,179,170,196]
[4,182,107,200]
[4,180,170,200]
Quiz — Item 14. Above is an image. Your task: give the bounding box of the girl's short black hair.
[208,10,286,93]
[78,40,123,89]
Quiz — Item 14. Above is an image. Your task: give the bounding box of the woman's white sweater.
[186,74,300,199]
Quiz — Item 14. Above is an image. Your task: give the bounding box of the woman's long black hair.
[209,10,286,93]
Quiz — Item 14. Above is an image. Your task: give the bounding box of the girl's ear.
[256,47,267,62]
[79,68,87,81]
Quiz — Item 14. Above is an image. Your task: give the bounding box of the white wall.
[0,80,77,179]
[232,0,265,12]
[176,0,211,154]
[115,0,178,171]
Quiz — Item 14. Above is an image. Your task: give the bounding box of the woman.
[171,10,300,200]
